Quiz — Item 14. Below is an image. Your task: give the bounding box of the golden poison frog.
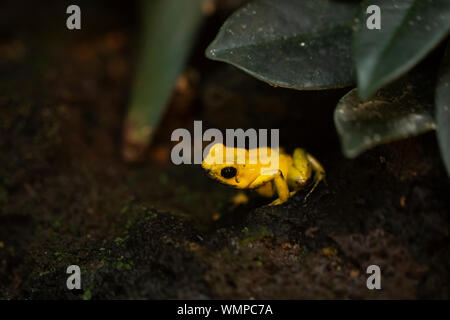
[202,143,325,206]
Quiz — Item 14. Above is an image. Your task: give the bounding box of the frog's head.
[202,143,260,189]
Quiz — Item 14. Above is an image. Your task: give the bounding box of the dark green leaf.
[436,42,450,176]
[354,0,450,100]
[206,0,359,90]
[335,71,436,158]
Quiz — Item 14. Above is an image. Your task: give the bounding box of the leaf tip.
[356,89,373,101]
[342,145,362,159]
[205,42,218,60]
[356,74,377,101]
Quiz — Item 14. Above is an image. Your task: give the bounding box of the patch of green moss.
[115,255,134,271]
[238,226,273,247]
[38,270,52,277]
[83,284,94,301]
[54,251,63,262]
[114,237,125,246]
[255,255,263,267]
[120,204,130,215]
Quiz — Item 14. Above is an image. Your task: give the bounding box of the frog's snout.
[201,162,213,177]
[201,161,211,171]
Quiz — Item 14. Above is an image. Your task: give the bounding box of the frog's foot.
[268,190,297,206]
[301,153,326,202]
[268,197,287,206]
[303,171,325,202]
[230,192,249,210]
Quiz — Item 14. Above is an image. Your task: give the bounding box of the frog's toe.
[268,198,287,206]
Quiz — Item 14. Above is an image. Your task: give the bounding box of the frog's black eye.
[221,166,237,179]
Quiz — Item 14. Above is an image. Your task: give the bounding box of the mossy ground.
[1,0,449,299]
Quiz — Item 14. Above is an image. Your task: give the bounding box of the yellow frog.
[202,143,325,206]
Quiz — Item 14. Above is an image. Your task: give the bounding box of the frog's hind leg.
[304,152,326,200]
[289,148,325,201]
[287,148,311,187]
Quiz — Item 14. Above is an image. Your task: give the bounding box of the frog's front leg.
[250,170,290,206]
[269,171,291,206]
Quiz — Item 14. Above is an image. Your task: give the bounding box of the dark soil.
[0,0,449,299]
